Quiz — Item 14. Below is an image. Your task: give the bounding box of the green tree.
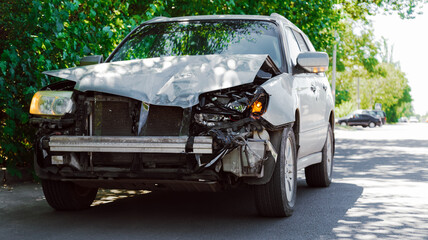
[0,0,142,177]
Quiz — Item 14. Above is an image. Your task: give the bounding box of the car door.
[356,114,367,126]
[284,27,320,158]
[293,30,329,137]
[347,114,358,126]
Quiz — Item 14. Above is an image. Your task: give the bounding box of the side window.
[284,27,300,66]
[292,30,309,52]
[302,34,316,51]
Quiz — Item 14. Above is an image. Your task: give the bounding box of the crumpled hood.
[43,54,270,108]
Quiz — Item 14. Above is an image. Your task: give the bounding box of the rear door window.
[292,30,309,52]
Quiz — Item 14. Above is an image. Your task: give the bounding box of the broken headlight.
[249,88,268,119]
[194,86,269,129]
[30,91,74,116]
[226,98,249,113]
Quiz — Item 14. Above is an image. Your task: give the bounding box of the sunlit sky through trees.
[371,5,428,115]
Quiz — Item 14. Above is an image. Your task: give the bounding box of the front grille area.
[90,93,139,167]
[139,105,190,136]
[86,93,193,170]
[90,93,139,136]
[92,101,133,136]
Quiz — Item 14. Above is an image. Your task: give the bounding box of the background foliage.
[0,0,424,177]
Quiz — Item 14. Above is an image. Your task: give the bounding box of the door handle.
[310,84,316,92]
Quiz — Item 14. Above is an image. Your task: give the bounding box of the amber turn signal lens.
[251,100,263,113]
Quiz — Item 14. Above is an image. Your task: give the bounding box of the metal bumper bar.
[48,136,213,154]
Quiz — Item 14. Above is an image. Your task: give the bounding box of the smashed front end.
[31,55,281,191]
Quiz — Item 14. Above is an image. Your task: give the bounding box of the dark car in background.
[353,109,386,125]
[338,113,382,128]
[366,110,386,125]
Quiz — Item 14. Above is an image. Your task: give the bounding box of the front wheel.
[305,124,334,187]
[254,128,297,217]
[42,179,98,210]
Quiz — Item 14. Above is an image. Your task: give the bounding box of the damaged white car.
[30,13,335,217]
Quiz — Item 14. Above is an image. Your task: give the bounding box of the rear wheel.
[305,124,334,187]
[340,122,347,126]
[41,179,98,210]
[369,122,375,128]
[254,128,297,217]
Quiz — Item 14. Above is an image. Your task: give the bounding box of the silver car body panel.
[260,73,297,126]
[297,152,322,170]
[43,54,270,108]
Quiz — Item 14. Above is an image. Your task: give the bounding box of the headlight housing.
[250,88,268,118]
[30,91,74,116]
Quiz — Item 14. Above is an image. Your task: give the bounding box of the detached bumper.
[48,136,213,154]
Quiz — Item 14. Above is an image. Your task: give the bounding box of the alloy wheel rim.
[284,137,295,202]
[326,132,332,178]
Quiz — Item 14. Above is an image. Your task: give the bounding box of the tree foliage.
[0,0,141,176]
[0,0,424,176]
[333,17,413,122]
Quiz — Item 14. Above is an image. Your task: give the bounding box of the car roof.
[143,13,303,33]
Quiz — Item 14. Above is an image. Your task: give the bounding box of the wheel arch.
[293,108,300,153]
[328,110,335,156]
[246,110,299,186]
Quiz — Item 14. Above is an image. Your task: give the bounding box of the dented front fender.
[260,73,297,128]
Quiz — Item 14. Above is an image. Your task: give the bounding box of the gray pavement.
[1,123,428,239]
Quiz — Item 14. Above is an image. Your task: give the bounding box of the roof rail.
[144,16,170,24]
[270,13,299,29]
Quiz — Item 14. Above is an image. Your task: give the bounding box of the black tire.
[254,128,297,217]
[305,124,334,187]
[41,179,98,210]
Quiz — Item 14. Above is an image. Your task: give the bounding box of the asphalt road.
[1,123,428,239]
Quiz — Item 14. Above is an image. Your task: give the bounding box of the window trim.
[291,30,309,52]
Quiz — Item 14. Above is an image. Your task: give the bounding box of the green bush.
[335,101,356,119]
[0,0,143,177]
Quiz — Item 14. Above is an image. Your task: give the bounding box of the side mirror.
[297,52,329,73]
[79,55,104,66]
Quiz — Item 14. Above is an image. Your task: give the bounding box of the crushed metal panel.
[222,138,268,177]
[260,73,296,127]
[43,54,270,108]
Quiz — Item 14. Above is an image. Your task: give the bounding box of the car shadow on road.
[8,180,361,239]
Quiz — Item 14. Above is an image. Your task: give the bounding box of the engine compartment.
[31,67,279,189]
